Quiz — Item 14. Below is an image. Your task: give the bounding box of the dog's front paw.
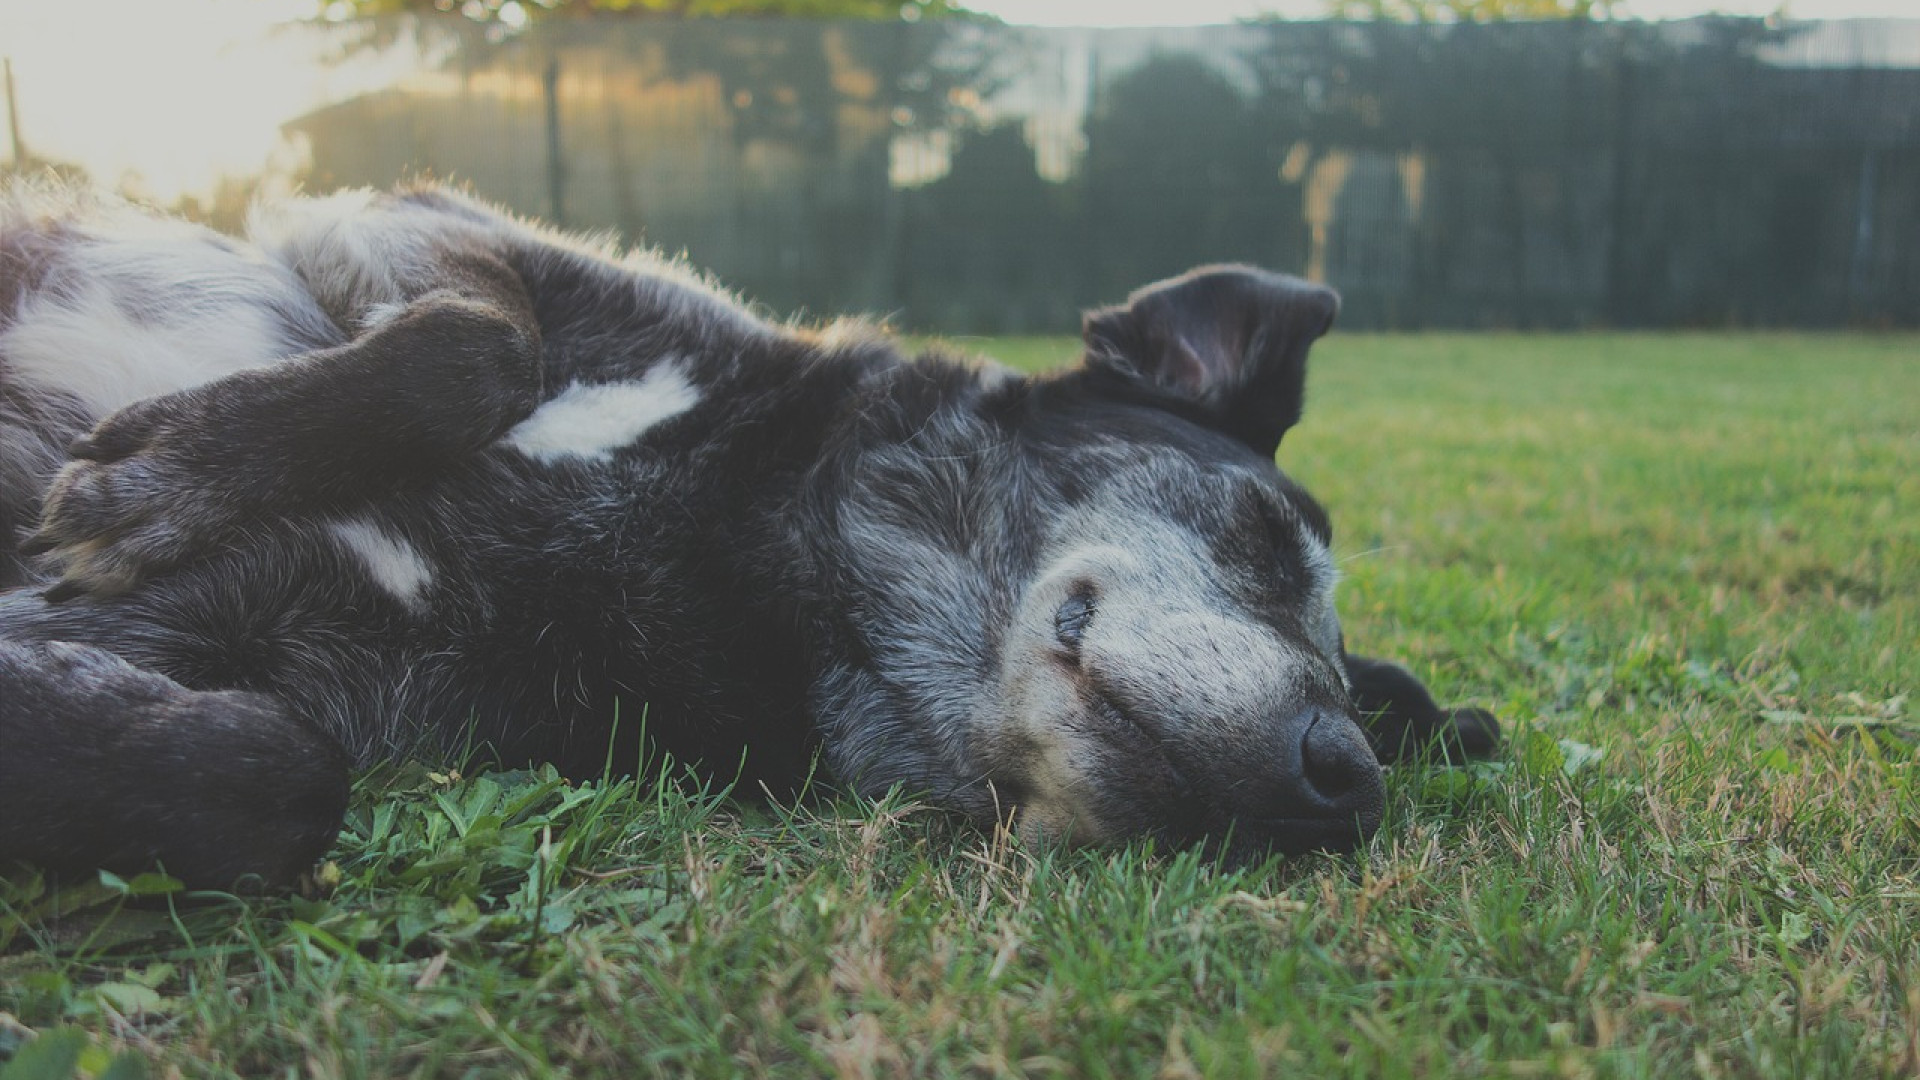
[1446,707,1501,759]
[22,392,250,600]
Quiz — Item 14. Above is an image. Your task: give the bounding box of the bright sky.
[0,0,413,200]
[0,0,1912,201]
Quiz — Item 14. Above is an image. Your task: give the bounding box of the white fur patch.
[328,516,433,608]
[504,363,701,463]
[0,222,296,416]
[246,188,379,249]
[247,188,432,322]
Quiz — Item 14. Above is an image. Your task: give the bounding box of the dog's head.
[808,266,1381,861]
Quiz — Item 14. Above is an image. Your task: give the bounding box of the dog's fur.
[0,182,1496,887]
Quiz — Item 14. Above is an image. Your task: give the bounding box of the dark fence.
[290,17,1920,331]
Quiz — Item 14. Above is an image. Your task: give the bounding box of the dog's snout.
[1232,706,1385,855]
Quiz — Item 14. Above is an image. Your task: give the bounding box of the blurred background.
[2,0,1914,332]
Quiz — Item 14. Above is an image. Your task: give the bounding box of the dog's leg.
[22,252,542,599]
[0,637,350,887]
[1344,651,1500,764]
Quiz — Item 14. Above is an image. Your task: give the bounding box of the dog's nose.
[1247,706,1385,851]
[1298,712,1379,808]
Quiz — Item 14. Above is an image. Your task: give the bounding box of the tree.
[1324,0,1613,20]
[324,0,969,24]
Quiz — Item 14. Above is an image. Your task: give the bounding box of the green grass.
[4,333,1917,1078]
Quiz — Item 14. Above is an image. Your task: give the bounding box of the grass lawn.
[2,333,1915,1078]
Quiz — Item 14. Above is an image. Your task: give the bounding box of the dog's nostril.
[1299,713,1376,803]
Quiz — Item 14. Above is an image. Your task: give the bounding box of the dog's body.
[0,182,1494,886]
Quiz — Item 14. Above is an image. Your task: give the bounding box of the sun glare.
[0,0,405,202]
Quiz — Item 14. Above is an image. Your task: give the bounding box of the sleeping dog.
[0,182,1496,887]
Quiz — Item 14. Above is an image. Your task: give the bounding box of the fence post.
[3,58,24,166]
[544,53,566,226]
[1847,148,1878,325]
[1602,28,1635,328]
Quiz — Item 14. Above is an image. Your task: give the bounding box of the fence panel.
[286,17,1920,330]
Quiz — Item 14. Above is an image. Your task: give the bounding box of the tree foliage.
[1324,0,1613,20]
[324,0,968,23]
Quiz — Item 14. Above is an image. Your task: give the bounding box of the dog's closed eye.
[1054,591,1096,656]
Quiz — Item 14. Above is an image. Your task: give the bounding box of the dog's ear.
[1082,265,1339,458]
